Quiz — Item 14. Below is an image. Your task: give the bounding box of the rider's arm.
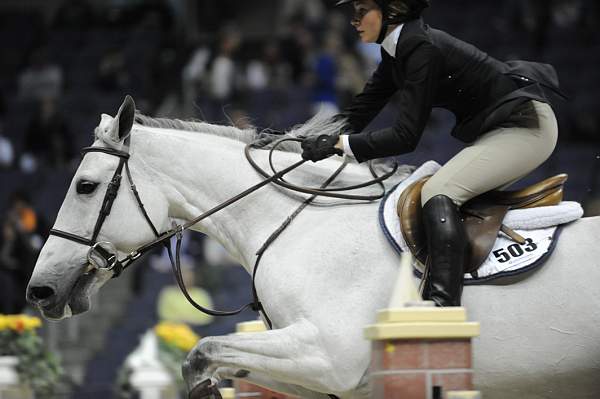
[336,51,397,135]
[346,40,444,162]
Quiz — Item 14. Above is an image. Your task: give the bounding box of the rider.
[301,0,563,307]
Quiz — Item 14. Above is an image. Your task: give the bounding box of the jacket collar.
[382,24,404,58]
[393,18,427,58]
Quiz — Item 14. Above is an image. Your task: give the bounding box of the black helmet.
[336,0,429,24]
[336,0,429,43]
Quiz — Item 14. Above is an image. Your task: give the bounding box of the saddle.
[397,174,568,273]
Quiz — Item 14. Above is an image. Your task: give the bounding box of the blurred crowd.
[0,191,46,314]
[1,0,599,313]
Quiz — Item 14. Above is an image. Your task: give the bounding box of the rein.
[49,137,397,321]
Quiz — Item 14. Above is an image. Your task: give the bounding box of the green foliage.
[0,329,64,397]
[156,339,187,386]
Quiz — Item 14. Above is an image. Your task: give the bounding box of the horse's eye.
[77,180,99,194]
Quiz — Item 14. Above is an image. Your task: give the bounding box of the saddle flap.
[461,203,510,273]
[397,178,429,266]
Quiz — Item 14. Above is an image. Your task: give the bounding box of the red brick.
[431,372,473,395]
[427,340,472,369]
[374,340,428,370]
[371,372,427,399]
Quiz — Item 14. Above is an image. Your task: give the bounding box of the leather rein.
[49,137,398,319]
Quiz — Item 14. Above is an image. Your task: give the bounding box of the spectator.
[181,41,212,116]
[279,0,327,28]
[246,40,292,91]
[310,32,341,116]
[17,48,63,103]
[0,130,15,170]
[279,15,315,85]
[335,45,366,109]
[209,27,242,103]
[0,98,13,169]
[96,47,132,92]
[22,97,75,171]
[0,191,44,314]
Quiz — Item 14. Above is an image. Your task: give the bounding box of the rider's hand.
[301,134,344,162]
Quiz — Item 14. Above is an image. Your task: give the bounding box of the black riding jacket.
[340,18,562,163]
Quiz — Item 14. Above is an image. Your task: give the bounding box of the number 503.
[493,238,538,263]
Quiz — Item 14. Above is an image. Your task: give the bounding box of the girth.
[397,174,567,273]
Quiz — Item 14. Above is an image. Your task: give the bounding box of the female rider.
[301,0,562,307]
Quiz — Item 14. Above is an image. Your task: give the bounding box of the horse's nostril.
[29,286,56,302]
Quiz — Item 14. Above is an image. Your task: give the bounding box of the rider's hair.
[387,0,411,21]
[382,0,429,23]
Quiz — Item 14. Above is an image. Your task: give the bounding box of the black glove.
[301,134,343,162]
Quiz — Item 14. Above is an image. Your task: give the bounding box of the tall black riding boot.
[422,195,468,307]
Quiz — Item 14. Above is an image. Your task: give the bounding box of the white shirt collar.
[381,24,404,58]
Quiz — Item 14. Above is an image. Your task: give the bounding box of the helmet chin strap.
[376,21,390,44]
[375,0,389,44]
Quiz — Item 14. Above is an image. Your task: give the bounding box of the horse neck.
[130,126,300,270]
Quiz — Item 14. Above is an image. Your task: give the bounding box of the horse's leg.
[182,319,358,398]
[212,367,333,398]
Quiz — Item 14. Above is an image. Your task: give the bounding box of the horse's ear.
[115,95,135,141]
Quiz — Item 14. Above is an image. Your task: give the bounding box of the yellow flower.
[0,315,42,332]
[154,322,200,352]
[23,316,42,330]
[0,315,8,331]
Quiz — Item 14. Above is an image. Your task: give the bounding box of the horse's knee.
[182,338,220,381]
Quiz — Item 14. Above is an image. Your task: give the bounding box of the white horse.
[27,97,600,399]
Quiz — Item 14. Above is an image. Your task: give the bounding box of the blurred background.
[0,0,598,398]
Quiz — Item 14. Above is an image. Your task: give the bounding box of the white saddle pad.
[379,162,584,284]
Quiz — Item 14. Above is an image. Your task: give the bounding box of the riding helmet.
[335,0,430,24]
[336,0,429,44]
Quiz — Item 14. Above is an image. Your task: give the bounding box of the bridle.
[50,145,141,277]
[49,137,398,319]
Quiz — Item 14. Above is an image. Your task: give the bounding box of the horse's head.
[27,96,170,320]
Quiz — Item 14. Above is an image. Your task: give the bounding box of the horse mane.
[132,111,349,154]
[132,111,415,178]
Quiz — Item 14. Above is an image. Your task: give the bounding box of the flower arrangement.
[0,314,64,397]
[116,322,201,398]
[154,322,200,352]
[154,322,200,385]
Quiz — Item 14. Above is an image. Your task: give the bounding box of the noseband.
[49,138,398,319]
